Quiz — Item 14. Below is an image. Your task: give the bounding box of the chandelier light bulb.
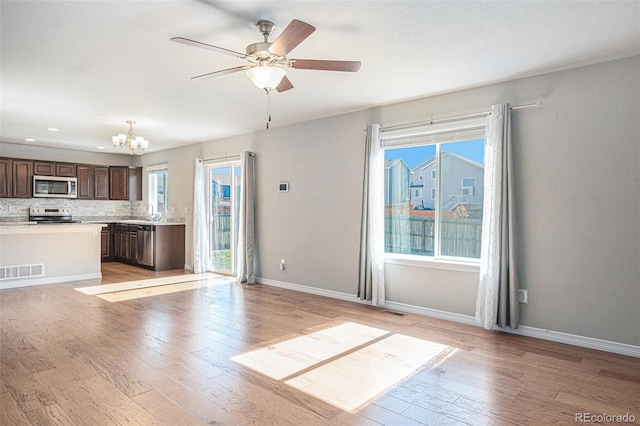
[111,121,149,155]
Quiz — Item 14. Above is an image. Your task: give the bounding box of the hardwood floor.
[1,263,638,425]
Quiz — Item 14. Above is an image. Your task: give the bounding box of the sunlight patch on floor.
[231,322,389,380]
[74,273,232,302]
[75,273,223,295]
[231,322,451,413]
[286,333,448,412]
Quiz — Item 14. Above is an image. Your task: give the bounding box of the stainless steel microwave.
[33,175,78,198]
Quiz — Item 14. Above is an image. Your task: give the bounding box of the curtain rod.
[203,152,254,164]
[381,102,540,132]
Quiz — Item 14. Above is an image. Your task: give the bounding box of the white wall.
[8,56,639,347]
[371,56,639,346]
[208,55,638,347]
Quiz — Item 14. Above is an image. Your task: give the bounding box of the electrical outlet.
[280,259,286,271]
[517,289,528,304]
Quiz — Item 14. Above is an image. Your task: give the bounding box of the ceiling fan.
[171,19,362,93]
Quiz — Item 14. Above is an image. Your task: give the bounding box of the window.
[147,165,168,215]
[462,178,475,196]
[418,171,423,180]
[381,117,485,260]
[413,189,422,198]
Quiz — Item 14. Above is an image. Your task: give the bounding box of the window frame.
[379,116,485,267]
[461,177,476,196]
[147,164,169,215]
[205,160,242,275]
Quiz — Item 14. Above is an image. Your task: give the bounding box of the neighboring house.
[384,159,411,205]
[211,172,231,198]
[409,152,484,217]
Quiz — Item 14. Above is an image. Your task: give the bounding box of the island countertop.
[0,222,106,235]
[83,220,185,226]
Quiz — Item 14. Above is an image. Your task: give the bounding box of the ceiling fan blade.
[290,59,361,72]
[276,76,294,93]
[191,65,251,80]
[269,20,315,57]
[171,37,247,59]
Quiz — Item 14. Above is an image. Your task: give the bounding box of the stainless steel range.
[29,207,80,224]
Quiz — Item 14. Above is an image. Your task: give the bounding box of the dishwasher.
[137,225,155,267]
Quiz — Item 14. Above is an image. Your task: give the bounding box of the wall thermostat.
[278,182,289,192]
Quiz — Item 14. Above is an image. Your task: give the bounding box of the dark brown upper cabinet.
[12,160,33,198]
[76,164,94,199]
[94,166,110,200]
[109,166,142,201]
[0,158,12,198]
[33,161,76,177]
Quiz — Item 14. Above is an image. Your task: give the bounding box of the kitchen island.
[0,223,105,289]
[96,220,186,271]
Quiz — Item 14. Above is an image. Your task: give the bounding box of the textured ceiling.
[1,0,639,154]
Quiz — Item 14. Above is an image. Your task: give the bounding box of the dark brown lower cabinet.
[100,224,114,262]
[113,224,137,264]
[128,230,138,264]
[154,225,185,271]
[106,223,185,271]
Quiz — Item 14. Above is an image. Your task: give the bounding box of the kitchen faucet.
[149,204,162,222]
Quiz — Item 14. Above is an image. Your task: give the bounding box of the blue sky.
[385,139,485,169]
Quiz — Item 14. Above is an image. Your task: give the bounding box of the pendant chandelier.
[112,120,149,155]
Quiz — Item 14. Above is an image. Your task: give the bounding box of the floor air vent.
[0,264,45,280]
[384,310,406,316]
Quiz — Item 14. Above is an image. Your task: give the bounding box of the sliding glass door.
[206,162,241,274]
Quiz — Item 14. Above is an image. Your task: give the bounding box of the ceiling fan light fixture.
[246,65,286,90]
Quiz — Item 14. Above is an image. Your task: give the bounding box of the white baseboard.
[0,272,102,290]
[257,277,639,358]
[257,277,369,305]
[383,300,480,327]
[499,325,640,358]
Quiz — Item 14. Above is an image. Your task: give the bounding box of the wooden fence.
[211,212,231,250]
[212,212,481,258]
[385,215,482,258]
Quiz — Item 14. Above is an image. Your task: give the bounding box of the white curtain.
[236,152,256,284]
[193,159,211,273]
[358,124,385,306]
[476,104,520,330]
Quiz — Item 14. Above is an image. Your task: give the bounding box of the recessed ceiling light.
[47,127,59,132]
[97,146,105,150]
[25,138,36,142]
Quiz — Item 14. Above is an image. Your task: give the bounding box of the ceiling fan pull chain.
[266,89,272,129]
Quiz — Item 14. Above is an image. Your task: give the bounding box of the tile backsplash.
[0,199,185,223]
